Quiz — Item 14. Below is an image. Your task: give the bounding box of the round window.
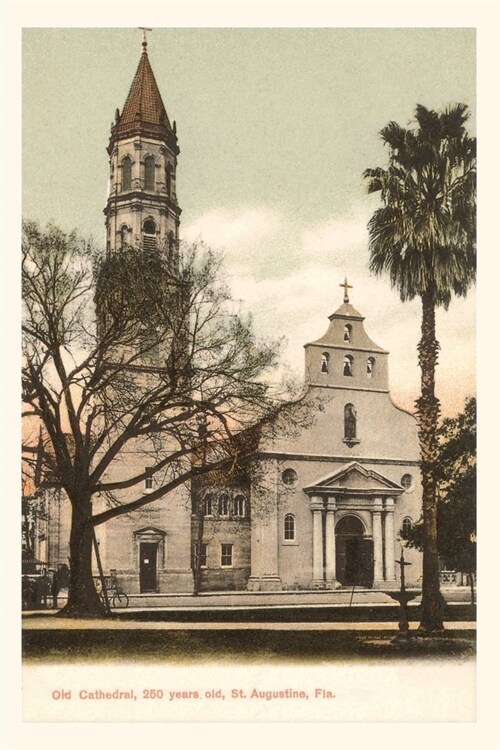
[281,468,298,487]
[401,474,413,491]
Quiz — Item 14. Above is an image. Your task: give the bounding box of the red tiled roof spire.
[108,35,178,153]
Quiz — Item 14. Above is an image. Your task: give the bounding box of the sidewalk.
[22,587,475,628]
[24,585,472,612]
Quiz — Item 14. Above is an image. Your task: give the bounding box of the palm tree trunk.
[416,292,444,633]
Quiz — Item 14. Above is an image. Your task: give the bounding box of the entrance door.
[335,515,373,587]
[139,542,158,592]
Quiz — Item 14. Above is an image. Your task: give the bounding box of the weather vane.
[138,27,153,50]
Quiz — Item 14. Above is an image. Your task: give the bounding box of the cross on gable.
[340,277,352,303]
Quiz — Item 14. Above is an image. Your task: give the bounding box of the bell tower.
[104,32,181,259]
[304,279,390,392]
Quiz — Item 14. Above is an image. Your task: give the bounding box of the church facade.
[36,39,423,594]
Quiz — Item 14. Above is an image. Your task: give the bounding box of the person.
[52,563,70,608]
[22,575,35,610]
[51,566,61,608]
[59,563,70,590]
[34,569,50,608]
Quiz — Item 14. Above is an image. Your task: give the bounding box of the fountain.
[385,549,420,643]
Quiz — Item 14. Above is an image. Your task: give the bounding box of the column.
[372,499,384,587]
[247,461,282,591]
[311,496,324,586]
[383,498,397,585]
[325,497,338,587]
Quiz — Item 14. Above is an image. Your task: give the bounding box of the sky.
[22,27,477,416]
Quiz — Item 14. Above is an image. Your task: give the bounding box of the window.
[218,493,229,516]
[144,156,155,191]
[193,543,208,568]
[221,544,233,567]
[344,324,352,342]
[343,355,354,376]
[166,163,173,196]
[120,225,130,249]
[143,218,156,235]
[284,514,295,541]
[204,494,213,516]
[321,352,329,374]
[143,218,157,251]
[367,357,375,378]
[344,403,357,440]
[199,543,208,568]
[281,468,298,487]
[145,467,153,490]
[234,495,246,517]
[122,156,132,191]
[401,474,413,491]
[402,517,413,536]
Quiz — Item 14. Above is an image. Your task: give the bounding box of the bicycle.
[94,573,129,609]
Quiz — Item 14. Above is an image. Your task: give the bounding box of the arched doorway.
[335,515,373,588]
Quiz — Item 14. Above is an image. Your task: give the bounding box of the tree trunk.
[57,497,107,618]
[192,497,205,597]
[416,293,445,633]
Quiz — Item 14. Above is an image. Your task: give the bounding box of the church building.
[36,38,423,594]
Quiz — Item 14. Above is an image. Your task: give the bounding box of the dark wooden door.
[140,542,158,592]
[336,535,374,587]
[345,537,360,585]
[336,537,348,586]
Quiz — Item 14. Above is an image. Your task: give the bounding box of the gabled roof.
[304,461,403,496]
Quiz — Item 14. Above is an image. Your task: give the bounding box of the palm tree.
[364,104,476,633]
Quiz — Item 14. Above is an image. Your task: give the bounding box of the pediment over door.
[304,461,403,498]
[133,526,166,538]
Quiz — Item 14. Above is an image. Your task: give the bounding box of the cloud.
[183,205,476,417]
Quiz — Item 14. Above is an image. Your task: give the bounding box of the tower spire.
[105,36,181,255]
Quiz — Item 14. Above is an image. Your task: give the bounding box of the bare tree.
[22,221,304,617]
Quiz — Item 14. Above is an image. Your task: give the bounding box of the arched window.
[143,218,157,251]
[218,493,229,516]
[233,495,246,517]
[401,474,413,491]
[120,225,130,249]
[204,493,213,516]
[367,357,375,378]
[344,403,357,440]
[166,163,173,196]
[344,324,352,342]
[122,156,132,191]
[343,354,354,376]
[321,352,330,374]
[144,156,155,191]
[402,517,413,536]
[284,514,295,541]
